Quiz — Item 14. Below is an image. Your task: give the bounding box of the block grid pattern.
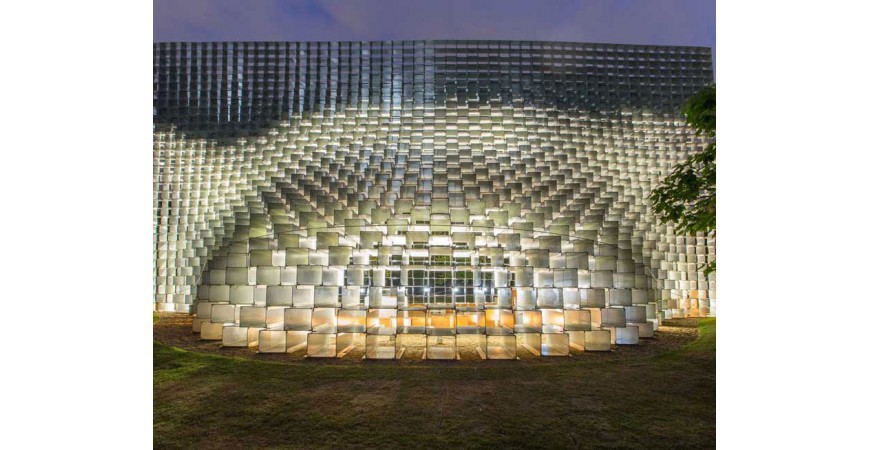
[154,41,715,358]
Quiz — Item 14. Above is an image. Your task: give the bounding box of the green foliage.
[650,85,716,274]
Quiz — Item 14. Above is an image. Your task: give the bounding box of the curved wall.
[153,41,715,358]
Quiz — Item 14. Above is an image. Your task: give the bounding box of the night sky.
[154,0,715,73]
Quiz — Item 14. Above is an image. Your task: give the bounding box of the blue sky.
[154,0,715,73]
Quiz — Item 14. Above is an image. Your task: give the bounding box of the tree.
[649,84,716,274]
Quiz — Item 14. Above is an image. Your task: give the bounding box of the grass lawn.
[154,319,715,449]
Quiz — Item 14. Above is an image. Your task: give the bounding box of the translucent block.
[542,333,569,356]
[631,289,649,305]
[591,271,613,288]
[637,322,655,338]
[258,330,286,353]
[338,309,366,333]
[282,308,311,331]
[312,308,337,333]
[341,286,365,309]
[370,287,398,308]
[195,302,212,319]
[314,286,340,307]
[533,270,554,287]
[367,309,398,335]
[240,306,267,328]
[610,289,632,307]
[537,288,562,309]
[516,333,542,357]
[616,326,640,345]
[581,288,606,308]
[226,267,249,285]
[266,306,286,330]
[322,268,344,286]
[567,331,585,351]
[307,333,353,358]
[426,310,456,336]
[316,232,339,249]
[293,286,314,308]
[601,308,627,327]
[566,252,589,270]
[542,309,565,333]
[345,267,365,286]
[625,306,647,324]
[577,270,592,288]
[515,288,537,310]
[584,330,611,351]
[484,308,515,335]
[514,310,542,333]
[328,246,352,266]
[514,267,534,287]
[210,304,235,323]
[565,309,592,331]
[493,288,513,308]
[297,266,323,285]
[192,318,206,333]
[286,248,308,266]
[398,310,427,334]
[286,331,309,354]
[281,266,297,285]
[209,270,226,285]
[227,254,248,268]
[201,322,224,340]
[210,285,229,302]
[366,334,397,359]
[256,266,280,285]
[486,335,517,359]
[456,310,484,334]
[222,326,249,347]
[229,285,254,304]
[562,289,581,309]
[250,250,274,267]
[426,335,456,360]
[266,285,293,306]
[614,273,635,288]
[526,249,549,268]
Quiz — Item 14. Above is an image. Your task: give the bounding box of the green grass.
[154,320,715,449]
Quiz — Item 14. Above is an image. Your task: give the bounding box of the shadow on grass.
[154,319,715,449]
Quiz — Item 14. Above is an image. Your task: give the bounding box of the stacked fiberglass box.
[154,41,715,359]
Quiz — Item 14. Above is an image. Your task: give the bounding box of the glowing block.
[542,333,569,356]
[286,331,309,354]
[307,333,353,358]
[258,330,286,353]
[616,326,640,345]
[366,309,398,335]
[637,322,654,338]
[426,335,456,360]
[338,309,366,333]
[239,306,266,328]
[366,334,396,359]
[486,335,517,359]
[584,330,611,351]
[201,321,224,340]
[210,304,235,323]
[312,308,338,333]
[398,310,426,334]
[222,326,249,347]
[511,309,539,333]
[625,306,647,324]
[266,286,293,306]
[564,309,592,331]
[314,286,340,307]
[601,308,627,328]
[292,286,314,308]
[542,309,565,333]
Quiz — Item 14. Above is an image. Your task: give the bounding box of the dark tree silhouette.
[650,84,716,274]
